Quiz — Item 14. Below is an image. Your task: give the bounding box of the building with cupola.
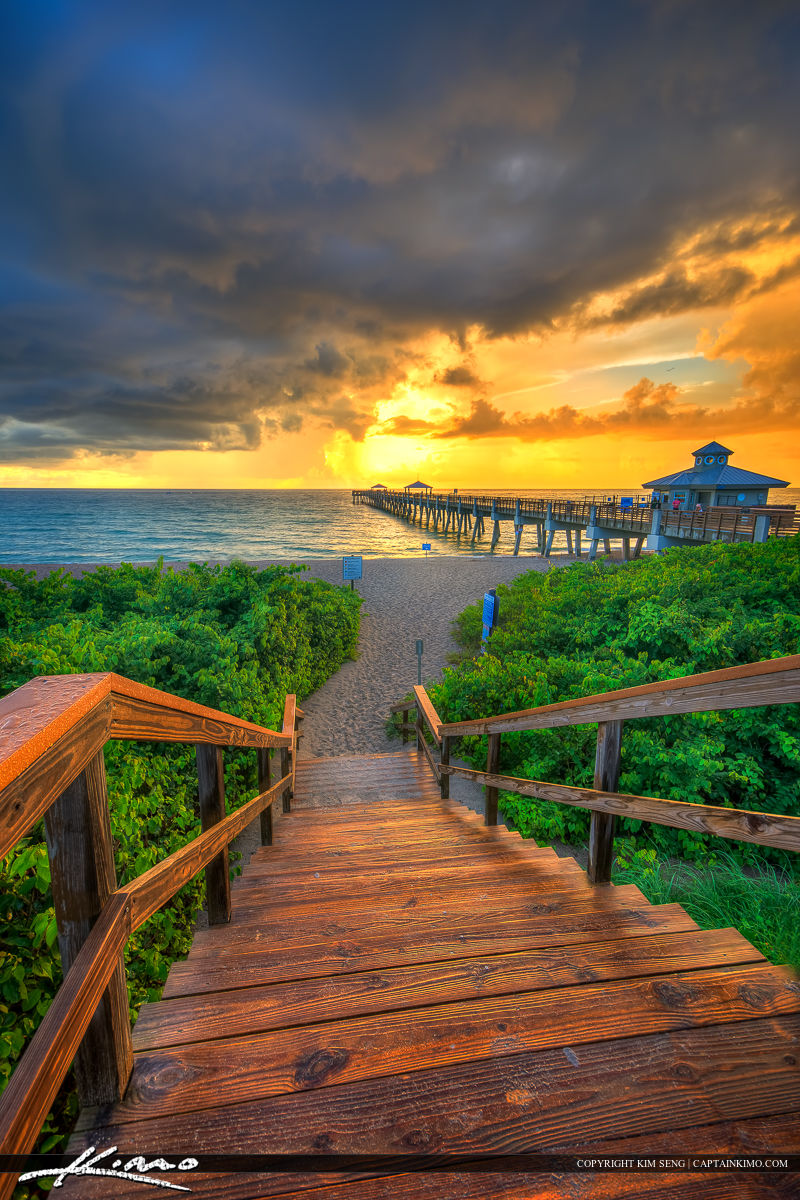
[642,442,789,511]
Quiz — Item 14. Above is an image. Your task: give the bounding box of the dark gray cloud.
[1,0,799,460]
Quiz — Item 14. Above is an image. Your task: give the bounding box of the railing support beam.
[440,735,450,800]
[485,733,501,825]
[257,748,273,845]
[43,750,133,1107]
[588,720,623,884]
[196,744,231,925]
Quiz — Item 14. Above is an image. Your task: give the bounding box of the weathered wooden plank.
[124,774,289,929]
[444,763,800,854]
[68,1016,800,1198]
[235,856,588,895]
[0,892,131,1163]
[238,841,562,875]
[132,927,764,1051]
[196,744,231,925]
[440,654,800,735]
[111,691,288,748]
[100,966,800,1124]
[589,720,622,884]
[43,750,133,1108]
[0,694,112,858]
[190,884,647,950]
[163,904,698,995]
[231,864,588,916]
[413,685,442,745]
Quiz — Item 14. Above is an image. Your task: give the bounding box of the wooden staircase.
[63,748,800,1199]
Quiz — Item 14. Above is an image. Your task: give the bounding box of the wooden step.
[71,1017,800,1196]
[164,903,699,996]
[195,881,637,945]
[132,927,764,1052]
[230,866,591,915]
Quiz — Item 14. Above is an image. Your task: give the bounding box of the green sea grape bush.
[0,559,361,1167]
[430,538,800,868]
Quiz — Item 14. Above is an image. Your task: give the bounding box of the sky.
[1,0,799,490]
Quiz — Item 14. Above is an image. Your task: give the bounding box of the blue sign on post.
[422,542,431,557]
[342,556,362,590]
[481,589,499,650]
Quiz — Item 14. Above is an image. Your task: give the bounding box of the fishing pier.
[352,487,798,558]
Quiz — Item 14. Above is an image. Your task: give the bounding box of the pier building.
[643,441,789,511]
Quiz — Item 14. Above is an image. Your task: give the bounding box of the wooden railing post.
[588,720,623,884]
[402,707,409,745]
[280,742,291,812]
[485,732,501,825]
[196,744,231,925]
[416,702,423,753]
[440,735,450,799]
[257,748,272,845]
[43,749,133,1107]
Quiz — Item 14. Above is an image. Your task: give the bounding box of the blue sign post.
[422,543,431,558]
[342,555,363,590]
[481,589,499,651]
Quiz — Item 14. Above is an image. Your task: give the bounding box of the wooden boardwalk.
[62,748,800,1199]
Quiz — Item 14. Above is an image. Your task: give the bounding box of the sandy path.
[285,554,569,757]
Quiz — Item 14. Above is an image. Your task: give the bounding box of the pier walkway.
[353,488,799,558]
[2,663,800,1199]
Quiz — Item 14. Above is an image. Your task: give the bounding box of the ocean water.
[1,487,798,564]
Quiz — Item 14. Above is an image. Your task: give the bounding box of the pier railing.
[356,488,797,547]
[393,654,800,883]
[0,673,303,1193]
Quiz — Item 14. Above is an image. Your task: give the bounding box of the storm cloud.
[1,0,799,462]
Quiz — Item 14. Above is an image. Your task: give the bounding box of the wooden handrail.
[442,763,800,854]
[392,655,800,861]
[438,654,800,736]
[0,672,290,857]
[124,774,290,929]
[0,672,301,1187]
[413,685,442,746]
[0,891,131,1158]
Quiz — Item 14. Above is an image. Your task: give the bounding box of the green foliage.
[430,538,800,871]
[613,840,800,972]
[0,559,361,1167]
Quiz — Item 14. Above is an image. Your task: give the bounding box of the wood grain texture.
[189,883,649,950]
[102,966,800,1123]
[416,731,440,781]
[440,654,800,735]
[43,750,133,1107]
[162,905,698,996]
[69,1016,800,1193]
[444,763,800,853]
[110,693,287,748]
[132,928,764,1051]
[0,694,111,858]
[124,774,289,929]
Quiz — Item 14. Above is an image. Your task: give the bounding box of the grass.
[611,842,800,973]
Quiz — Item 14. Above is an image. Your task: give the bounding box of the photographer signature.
[19,1145,198,1191]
